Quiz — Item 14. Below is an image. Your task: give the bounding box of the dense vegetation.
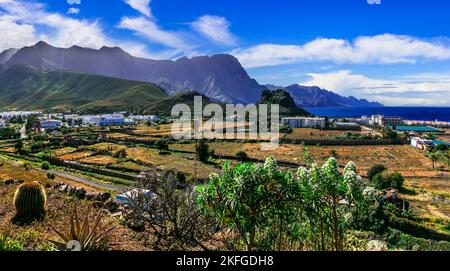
[0,65,168,113]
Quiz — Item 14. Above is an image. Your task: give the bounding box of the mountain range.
[266,84,383,107]
[0,41,383,110]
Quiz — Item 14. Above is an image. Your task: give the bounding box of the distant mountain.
[266,84,383,107]
[0,65,168,113]
[2,41,264,104]
[258,89,311,117]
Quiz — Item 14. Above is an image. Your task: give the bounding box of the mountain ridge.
[3,41,264,104]
[1,41,383,108]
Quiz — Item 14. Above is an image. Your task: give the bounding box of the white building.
[128,115,160,122]
[81,113,125,126]
[281,117,326,129]
[335,122,360,128]
[40,119,62,129]
[411,137,433,150]
[371,115,403,127]
[0,111,41,119]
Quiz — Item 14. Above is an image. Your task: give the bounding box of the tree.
[235,151,249,162]
[196,139,211,163]
[15,140,24,153]
[428,152,439,170]
[367,164,387,181]
[41,161,51,170]
[197,157,367,251]
[372,171,392,190]
[390,173,404,190]
[155,139,169,153]
[124,170,213,247]
[301,143,314,166]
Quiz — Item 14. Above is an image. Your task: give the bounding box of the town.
[0,108,449,251]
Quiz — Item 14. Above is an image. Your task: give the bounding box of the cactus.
[13,181,47,220]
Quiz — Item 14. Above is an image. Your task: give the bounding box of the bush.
[367,164,387,181]
[373,171,392,190]
[196,139,211,163]
[390,173,404,190]
[47,172,56,180]
[155,139,169,153]
[386,228,450,250]
[197,157,368,251]
[113,148,127,159]
[0,235,24,251]
[373,171,405,190]
[235,151,249,162]
[41,161,51,170]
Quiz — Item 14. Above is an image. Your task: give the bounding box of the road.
[48,169,125,192]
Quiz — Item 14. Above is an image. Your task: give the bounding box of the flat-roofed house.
[281,117,326,129]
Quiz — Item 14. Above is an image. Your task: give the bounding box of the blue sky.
[1,0,450,106]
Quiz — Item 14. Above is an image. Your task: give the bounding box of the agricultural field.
[284,128,363,140]
[61,142,222,180]
[403,177,450,232]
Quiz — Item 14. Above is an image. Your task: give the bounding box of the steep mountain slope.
[258,89,311,117]
[0,65,168,112]
[3,41,264,104]
[282,84,383,107]
[143,91,215,116]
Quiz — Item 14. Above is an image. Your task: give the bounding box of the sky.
[1,0,450,106]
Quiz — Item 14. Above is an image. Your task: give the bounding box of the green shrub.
[155,139,169,153]
[47,172,56,180]
[373,171,405,190]
[196,139,211,163]
[367,164,386,181]
[390,173,404,190]
[14,181,47,221]
[41,161,51,170]
[386,228,450,251]
[373,171,391,189]
[235,151,249,162]
[0,235,24,251]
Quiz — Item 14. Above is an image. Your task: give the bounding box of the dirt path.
[48,169,125,192]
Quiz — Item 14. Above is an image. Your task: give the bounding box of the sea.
[305,107,450,122]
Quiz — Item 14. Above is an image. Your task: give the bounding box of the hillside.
[143,91,215,116]
[259,89,311,117]
[3,41,264,104]
[0,65,168,113]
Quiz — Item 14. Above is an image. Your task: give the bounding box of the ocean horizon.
[305,107,450,122]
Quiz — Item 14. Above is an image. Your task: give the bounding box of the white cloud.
[192,15,237,46]
[0,0,149,57]
[124,0,152,18]
[118,16,192,52]
[232,34,450,68]
[300,70,450,106]
[0,14,37,50]
[67,0,81,5]
[67,7,80,14]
